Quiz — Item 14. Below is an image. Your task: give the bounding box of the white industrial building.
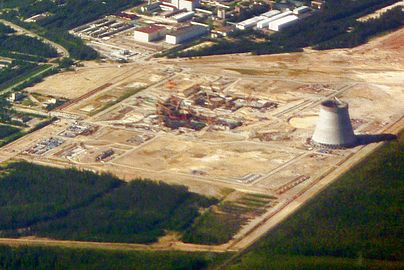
[166,24,208,44]
[312,99,357,148]
[293,6,311,15]
[171,11,195,22]
[256,11,292,29]
[236,16,266,30]
[261,10,281,18]
[268,15,298,31]
[134,25,167,42]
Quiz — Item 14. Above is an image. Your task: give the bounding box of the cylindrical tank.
[312,99,356,148]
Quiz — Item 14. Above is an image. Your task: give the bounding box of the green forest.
[0,22,57,59]
[224,135,404,269]
[0,23,15,34]
[0,245,231,270]
[167,0,404,58]
[0,162,217,243]
[0,35,58,58]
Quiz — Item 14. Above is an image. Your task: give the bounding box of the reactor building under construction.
[312,99,357,148]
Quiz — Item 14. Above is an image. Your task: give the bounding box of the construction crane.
[166,80,176,91]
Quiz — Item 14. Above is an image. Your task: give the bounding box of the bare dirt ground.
[1,28,403,253]
[26,62,142,99]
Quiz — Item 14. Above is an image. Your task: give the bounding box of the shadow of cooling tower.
[355,133,397,146]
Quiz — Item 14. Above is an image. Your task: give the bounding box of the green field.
[0,245,231,270]
[183,194,275,245]
[0,162,217,243]
[224,135,404,270]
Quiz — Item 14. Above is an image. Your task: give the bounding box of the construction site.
[0,28,403,251]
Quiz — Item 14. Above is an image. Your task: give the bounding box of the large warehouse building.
[268,15,299,31]
[312,99,357,148]
[165,25,208,44]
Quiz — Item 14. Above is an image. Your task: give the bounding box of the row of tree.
[0,245,215,270]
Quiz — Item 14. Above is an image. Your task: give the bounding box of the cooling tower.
[312,99,356,148]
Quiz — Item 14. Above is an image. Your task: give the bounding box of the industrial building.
[171,11,195,22]
[312,99,357,148]
[268,15,298,31]
[256,10,292,29]
[261,10,281,18]
[134,25,167,42]
[236,16,266,30]
[167,0,200,11]
[293,6,311,15]
[165,24,208,44]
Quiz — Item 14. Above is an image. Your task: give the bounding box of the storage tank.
[312,99,356,148]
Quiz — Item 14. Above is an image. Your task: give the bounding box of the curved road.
[0,19,69,58]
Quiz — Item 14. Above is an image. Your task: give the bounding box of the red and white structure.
[134,25,167,42]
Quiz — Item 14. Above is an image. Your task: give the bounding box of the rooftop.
[167,25,207,37]
[135,25,166,34]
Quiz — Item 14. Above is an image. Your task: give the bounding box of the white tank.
[312,99,356,148]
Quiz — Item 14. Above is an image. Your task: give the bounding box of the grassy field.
[0,245,231,270]
[224,134,404,270]
[0,162,216,243]
[183,194,276,245]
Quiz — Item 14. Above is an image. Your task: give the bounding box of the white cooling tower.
[312,99,356,148]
